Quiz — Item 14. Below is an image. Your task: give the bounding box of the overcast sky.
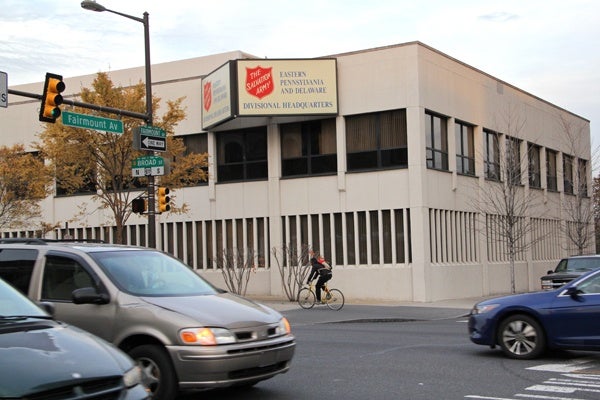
[1,0,598,146]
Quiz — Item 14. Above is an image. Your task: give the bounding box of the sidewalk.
[248,295,497,325]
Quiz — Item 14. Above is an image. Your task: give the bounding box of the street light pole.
[81,1,157,248]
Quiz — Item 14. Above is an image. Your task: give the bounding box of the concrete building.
[1,42,592,302]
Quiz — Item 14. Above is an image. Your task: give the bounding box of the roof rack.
[0,238,106,245]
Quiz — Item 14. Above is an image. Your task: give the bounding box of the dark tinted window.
[217,127,268,182]
[0,249,38,294]
[41,255,95,301]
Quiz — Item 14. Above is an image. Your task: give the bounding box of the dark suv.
[540,255,600,290]
[0,240,295,399]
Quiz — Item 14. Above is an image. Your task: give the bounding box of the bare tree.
[557,114,594,255]
[594,176,600,252]
[271,244,311,301]
[470,107,543,293]
[214,248,257,296]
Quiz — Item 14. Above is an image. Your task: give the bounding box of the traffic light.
[132,198,147,214]
[39,72,65,123]
[157,187,171,212]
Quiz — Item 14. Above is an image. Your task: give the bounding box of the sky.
[1,0,599,147]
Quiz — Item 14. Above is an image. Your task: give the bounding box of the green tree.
[37,72,208,244]
[0,144,53,229]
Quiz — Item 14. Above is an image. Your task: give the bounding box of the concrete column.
[406,106,432,302]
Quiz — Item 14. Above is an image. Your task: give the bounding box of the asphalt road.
[179,303,600,400]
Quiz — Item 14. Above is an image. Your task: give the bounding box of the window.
[56,166,96,196]
[41,256,95,301]
[281,118,337,177]
[346,109,407,171]
[455,121,475,176]
[563,154,573,194]
[528,143,541,188]
[506,136,522,185]
[425,111,448,171]
[484,130,500,181]
[0,249,38,294]
[546,149,558,191]
[217,127,267,182]
[180,133,208,186]
[578,159,588,196]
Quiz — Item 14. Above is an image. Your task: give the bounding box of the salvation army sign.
[236,59,337,117]
[201,58,338,130]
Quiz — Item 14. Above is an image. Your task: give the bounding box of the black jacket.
[307,257,331,282]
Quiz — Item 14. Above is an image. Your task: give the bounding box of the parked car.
[0,276,148,399]
[0,240,295,399]
[469,268,600,359]
[540,254,600,290]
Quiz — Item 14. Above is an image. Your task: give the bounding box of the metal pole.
[81,2,157,248]
[142,11,157,249]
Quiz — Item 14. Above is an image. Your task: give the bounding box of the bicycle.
[297,281,345,310]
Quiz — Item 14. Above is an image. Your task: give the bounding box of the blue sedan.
[469,268,600,359]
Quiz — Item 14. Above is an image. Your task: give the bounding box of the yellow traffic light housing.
[157,187,171,213]
[39,72,65,123]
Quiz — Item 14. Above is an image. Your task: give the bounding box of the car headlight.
[276,317,291,336]
[122,365,143,388]
[179,327,236,345]
[470,303,499,315]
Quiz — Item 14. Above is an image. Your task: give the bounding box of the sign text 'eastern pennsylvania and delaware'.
[201,59,338,130]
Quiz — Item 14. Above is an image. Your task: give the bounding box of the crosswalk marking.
[527,358,597,373]
[466,358,600,400]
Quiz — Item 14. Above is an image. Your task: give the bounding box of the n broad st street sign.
[62,110,124,134]
[132,155,165,177]
[134,125,167,152]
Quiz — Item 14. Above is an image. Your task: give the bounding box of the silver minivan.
[0,241,295,399]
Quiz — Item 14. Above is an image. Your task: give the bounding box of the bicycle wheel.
[297,288,316,309]
[325,288,344,310]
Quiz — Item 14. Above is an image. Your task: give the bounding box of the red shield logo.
[203,82,212,111]
[245,66,274,99]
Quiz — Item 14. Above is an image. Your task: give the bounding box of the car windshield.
[563,258,600,272]
[0,278,48,319]
[89,250,219,297]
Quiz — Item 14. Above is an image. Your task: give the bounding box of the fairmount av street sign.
[133,125,166,152]
[62,110,124,134]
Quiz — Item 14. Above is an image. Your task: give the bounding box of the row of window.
[426,111,588,195]
[52,108,588,198]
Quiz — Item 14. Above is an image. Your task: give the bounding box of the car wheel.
[497,314,546,359]
[129,344,178,399]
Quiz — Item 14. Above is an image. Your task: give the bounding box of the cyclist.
[306,250,332,303]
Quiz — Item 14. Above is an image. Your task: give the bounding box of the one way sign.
[133,126,167,152]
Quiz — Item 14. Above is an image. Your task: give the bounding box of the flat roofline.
[323,41,589,123]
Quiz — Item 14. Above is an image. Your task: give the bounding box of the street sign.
[0,71,7,108]
[132,155,165,177]
[62,110,123,134]
[133,125,167,152]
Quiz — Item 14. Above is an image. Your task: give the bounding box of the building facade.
[1,42,592,302]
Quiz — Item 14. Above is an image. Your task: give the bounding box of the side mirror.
[72,287,110,305]
[546,270,554,275]
[564,286,582,299]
